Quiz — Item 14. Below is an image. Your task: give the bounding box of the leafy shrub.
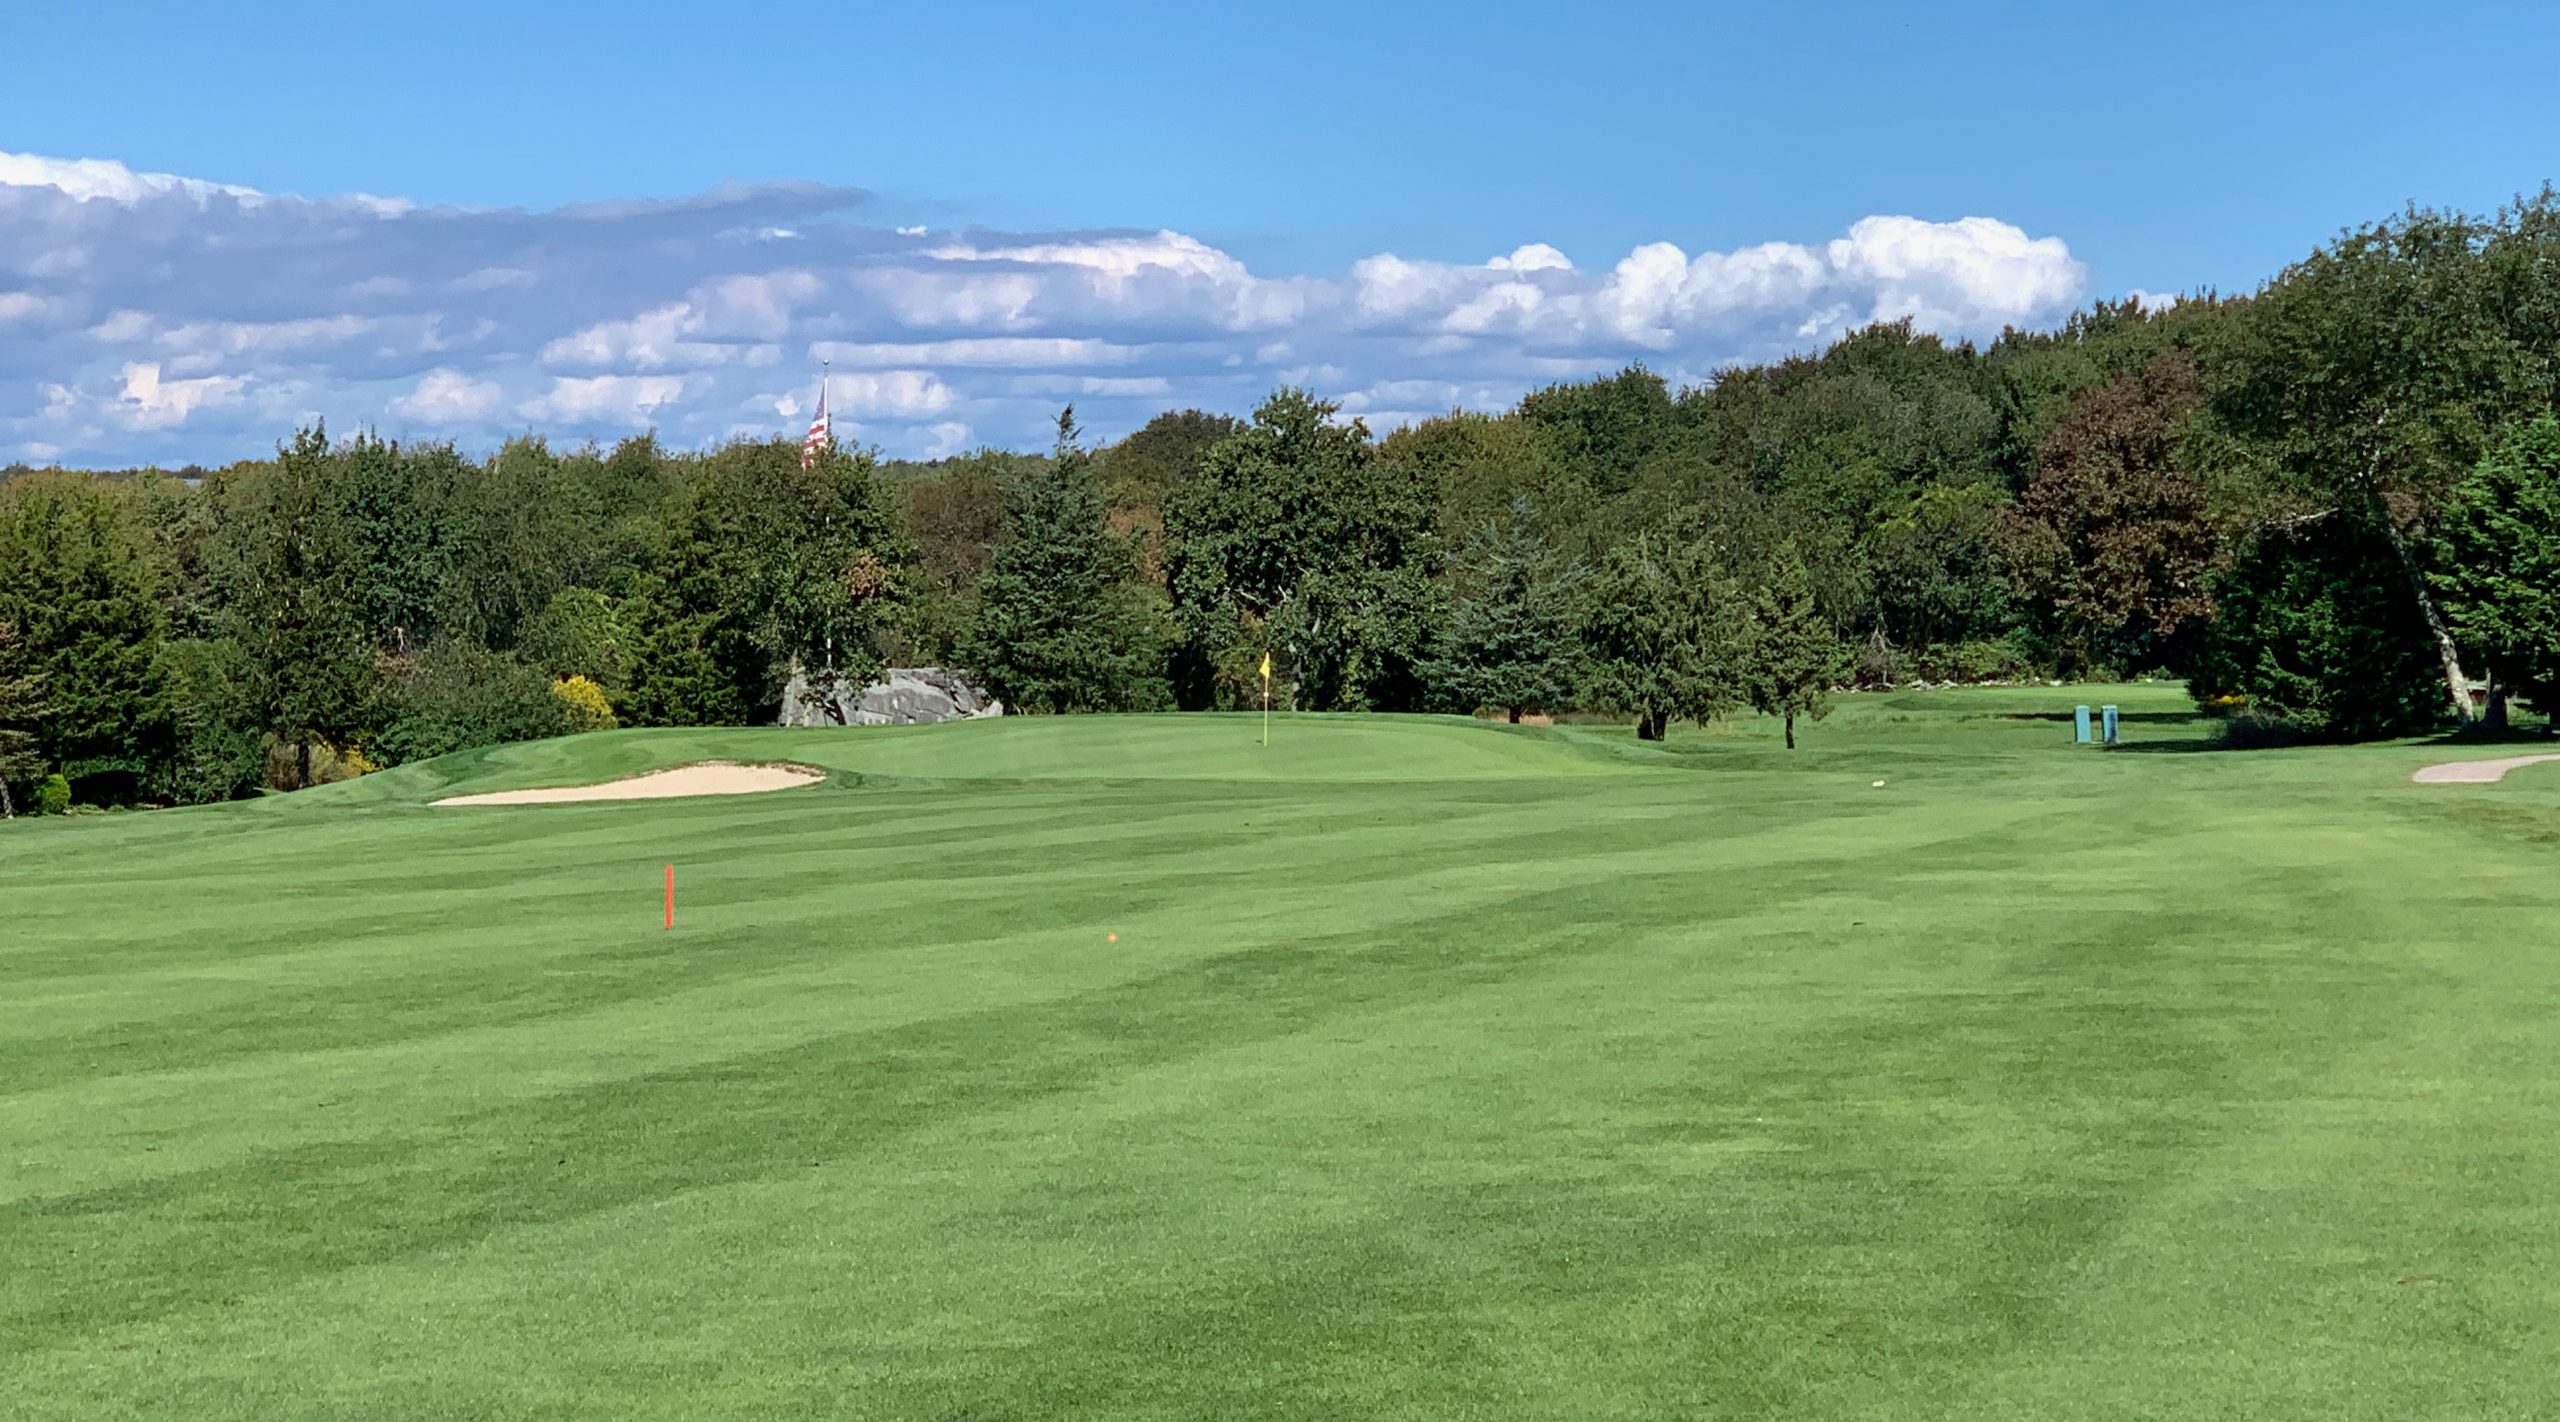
[261,737,373,788]
[36,772,70,815]
[1902,636,2043,684]
[373,644,568,764]
[2214,711,2318,749]
[552,675,618,732]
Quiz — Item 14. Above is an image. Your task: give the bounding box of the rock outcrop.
[778,667,1004,727]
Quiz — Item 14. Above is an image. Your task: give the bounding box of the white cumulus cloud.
[519,375,691,425]
[0,147,2095,465]
[389,368,503,423]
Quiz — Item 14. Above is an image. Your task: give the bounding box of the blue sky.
[5,0,2557,465]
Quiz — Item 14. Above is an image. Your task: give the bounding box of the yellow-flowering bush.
[553,675,618,733]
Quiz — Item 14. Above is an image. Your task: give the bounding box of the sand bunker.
[433,761,824,806]
[2410,754,2560,785]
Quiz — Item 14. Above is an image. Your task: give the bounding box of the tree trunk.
[1636,710,1665,741]
[1784,713,1796,750]
[2371,500,2475,727]
[2358,421,2473,728]
[2487,667,2509,731]
[297,737,313,791]
[0,778,13,819]
[1508,707,1521,724]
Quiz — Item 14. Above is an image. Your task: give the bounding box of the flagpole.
[1262,655,1271,748]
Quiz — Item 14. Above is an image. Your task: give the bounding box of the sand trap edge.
[2410,753,2560,785]
[432,760,828,806]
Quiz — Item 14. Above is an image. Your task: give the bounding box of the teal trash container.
[2101,704,2120,744]
[2074,705,2092,743]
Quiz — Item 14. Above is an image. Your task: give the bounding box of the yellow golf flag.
[1260,651,1272,681]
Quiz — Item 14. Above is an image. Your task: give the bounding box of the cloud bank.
[0,151,2092,465]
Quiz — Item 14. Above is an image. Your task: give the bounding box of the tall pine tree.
[959,410,1168,713]
[1425,499,1585,722]
[0,473,170,800]
[0,619,47,818]
[1743,545,1847,749]
[2429,415,2560,721]
[1582,530,1743,741]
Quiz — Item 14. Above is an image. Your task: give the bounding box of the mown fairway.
[6,686,2558,1419]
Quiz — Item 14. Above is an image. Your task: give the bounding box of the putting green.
[7,685,2558,1420]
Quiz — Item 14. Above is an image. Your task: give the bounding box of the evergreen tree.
[155,636,264,805]
[1425,499,1585,721]
[1744,545,1848,749]
[622,492,766,726]
[0,619,48,818]
[959,410,1170,713]
[1582,530,1743,740]
[2429,415,2560,719]
[233,426,375,788]
[0,473,171,801]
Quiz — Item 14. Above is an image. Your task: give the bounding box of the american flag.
[799,371,831,469]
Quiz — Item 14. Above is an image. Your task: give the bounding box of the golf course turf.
[7,684,2559,1418]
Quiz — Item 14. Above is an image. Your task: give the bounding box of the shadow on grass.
[2110,717,2557,756]
[1992,711,2204,726]
[2412,725,2560,748]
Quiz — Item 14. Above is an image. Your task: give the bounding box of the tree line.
[8,188,2560,813]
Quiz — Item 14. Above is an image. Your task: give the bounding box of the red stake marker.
[664,863,675,930]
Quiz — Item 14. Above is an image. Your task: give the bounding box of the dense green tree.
[1101,408,1240,519]
[1424,501,1586,721]
[374,642,569,764]
[1267,562,1446,713]
[1383,411,1593,555]
[155,637,264,805]
[436,436,576,652]
[519,587,630,688]
[2190,524,2446,738]
[337,434,456,655]
[770,445,909,706]
[625,477,779,726]
[0,473,170,800]
[0,620,48,818]
[2429,415,2560,716]
[958,411,1170,713]
[1981,297,2210,485]
[1164,389,1433,709]
[1743,546,1848,748]
[899,452,1021,663]
[2206,200,2557,726]
[232,427,376,788]
[1868,483,2013,649]
[1518,365,1675,498]
[624,439,906,725]
[1581,530,1743,740]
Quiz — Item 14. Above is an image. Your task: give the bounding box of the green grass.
[7,686,2560,1419]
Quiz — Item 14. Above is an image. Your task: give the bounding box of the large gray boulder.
[778,666,1005,727]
